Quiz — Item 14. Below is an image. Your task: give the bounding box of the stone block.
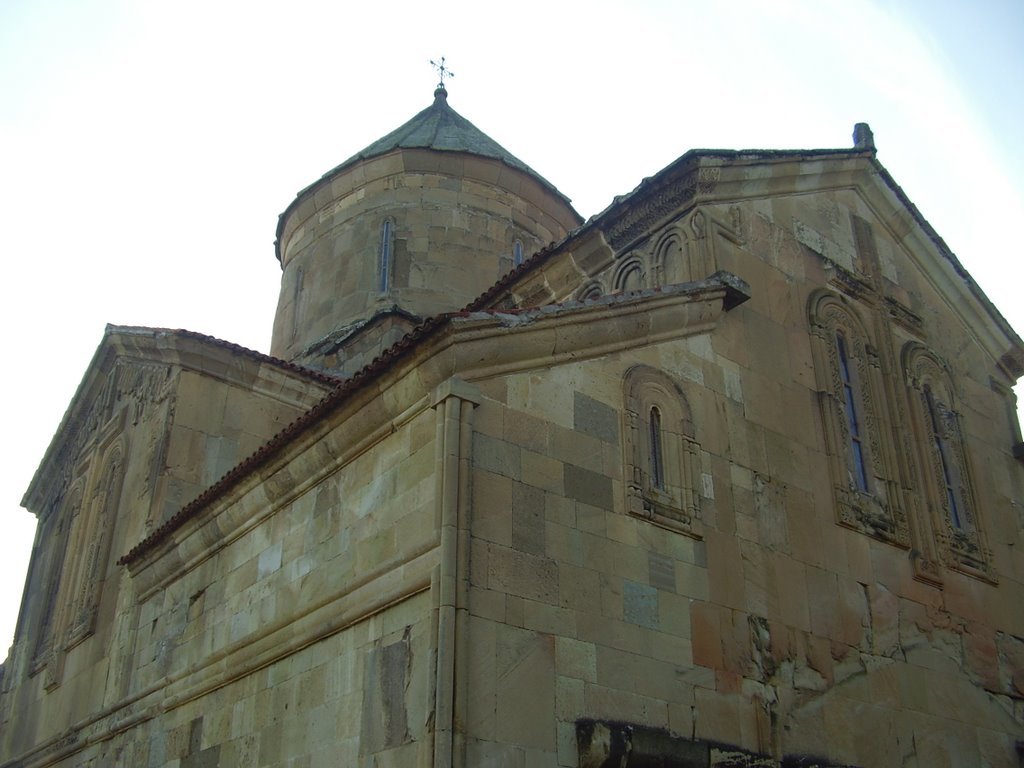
[512,482,545,556]
[556,636,597,683]
[495,628,556,750]
[693,687,742,747]
[584,683,669,730]
[996,631,1024,696]
[474,433,522,480]
[545,521,582,565]
[486,544,559,604]
[257,541,283,579]
[805,565,839,639]
[504,409,550,453]
[551,426,604,474]
[555,674,586,721]
[572,391,619,444]
[473,470,514,546]
[648,551,676,593]
[704,529,744,610]
[868,582,900,657]
[557,562,600,611]
[658,590,692,638]
[604,511,639,547]
[522,599,577,637]
[544,492,576,527]
[772,553,810,632]
[521,450,564,494]
[575,612,647,656]
[622,580,659,630]
[691,601,723,671]
[720,609,754,678]
[563,464,614,511]
[465,617,498,740]
[470,587,507,623]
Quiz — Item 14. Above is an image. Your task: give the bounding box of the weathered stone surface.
[6,102,1024,768]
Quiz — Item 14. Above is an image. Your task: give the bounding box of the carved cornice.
[885,296,923,334]
[603,168,702,252]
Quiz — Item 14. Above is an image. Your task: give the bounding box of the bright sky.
[1,0,1022,657]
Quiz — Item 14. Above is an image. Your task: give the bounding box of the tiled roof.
[118,136,1024,568]
[118,314,449,566]
[109,326,344,386]
[318,87,560,196]
[117,273,750,567]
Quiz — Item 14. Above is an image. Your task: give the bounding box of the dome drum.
[272,119,581,365]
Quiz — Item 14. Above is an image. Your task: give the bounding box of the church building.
[2,77,1023,767]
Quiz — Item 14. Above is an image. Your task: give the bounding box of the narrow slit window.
[837,333,868,491]
[513,239,524,267]
[925,386,962,529]
[378,219,394,293]
[649,406,665,490]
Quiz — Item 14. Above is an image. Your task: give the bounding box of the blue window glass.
[513,239,524,267]
[649,406,665,490]
[837,334,869,491]
[924,386,962,529]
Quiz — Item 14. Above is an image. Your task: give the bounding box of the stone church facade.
[2,86,1023,767]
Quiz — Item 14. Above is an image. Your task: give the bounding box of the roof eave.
[274,147,580,264]
[22,327,340,515]
[119,271,749,571]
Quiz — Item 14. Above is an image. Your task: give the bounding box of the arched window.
[903,343,989,577]
[836,332,868,491]
[649,406,665,490]
[513,239,524,267]
[808,290,908,546]
[623,366,702,538]
[290,265,305,343]
[378,219,394,293]
[29,482,81,688]
[924,385,962,529]
[66,441,125,647]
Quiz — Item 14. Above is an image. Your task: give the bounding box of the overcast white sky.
[1,0,1022,657]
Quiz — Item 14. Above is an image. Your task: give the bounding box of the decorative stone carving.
[903,342,994,581]
[622,366,702,539]
[808,290,910,548]
[605,170,699,251]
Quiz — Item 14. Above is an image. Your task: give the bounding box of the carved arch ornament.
[807,290,910,547]
[28,428,128,689]
[575,280,605,302]
[902,343,992,580]
[594,207,744,298]
[28,480,83,685]
[622,366,703,539]
[611,255,645,292]
[650,228,689,286]
[65,437,127,647]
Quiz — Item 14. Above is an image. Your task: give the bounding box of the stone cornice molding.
[121,272,750,578]
[476,150,1023,384]
[23,327,336,515]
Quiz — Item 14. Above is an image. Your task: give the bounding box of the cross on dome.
[430,57,454,92]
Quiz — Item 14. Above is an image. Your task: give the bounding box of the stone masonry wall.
[460,188,1023,767]
[3,399,440,767]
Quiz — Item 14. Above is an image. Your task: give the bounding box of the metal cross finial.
[430,57,454,89]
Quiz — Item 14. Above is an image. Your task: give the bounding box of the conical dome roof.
[272,87,582,368]
[316,87,569,204]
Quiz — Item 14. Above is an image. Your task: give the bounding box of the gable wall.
[461,185,1024,766]
[1,354,334,762]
